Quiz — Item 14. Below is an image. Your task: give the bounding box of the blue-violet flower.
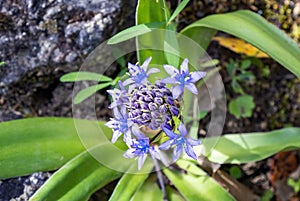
[162,58,206,99]
[123,57,160,86]
[106,57,206,169]
[159,123,201,161]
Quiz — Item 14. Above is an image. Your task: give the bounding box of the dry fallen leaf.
[213,36,269,58]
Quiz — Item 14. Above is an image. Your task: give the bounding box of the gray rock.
[0,0,122,88]
[0,0,137,200]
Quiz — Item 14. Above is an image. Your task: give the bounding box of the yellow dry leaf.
[213,36,269,58]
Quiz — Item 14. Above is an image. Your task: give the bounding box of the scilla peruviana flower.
[106,57,205,169]
[162,58,206,99]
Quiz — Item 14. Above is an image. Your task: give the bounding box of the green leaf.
[136,0,170,64]
[231,79,245,94]
[60,72,113,82]
[181,10,300,77]
[201,127,300,164]
[166,186,185,201]
[136,0,169,24]
[168,0,190,24]
[107,22,165,44]
[260,190,274,201]
[198,111,208,119]
[287,178,300,193]
[0,61,5,66]
[131,174,163,201]
[229,166,242,179]
[0,117,109,179]
[180,27,216,51]
[236,72,255,81]
[74,82,112,104]
[30,145,124,201]
[108,163,153,201]
[163,160,236,201]
[226,59,237,77]
[240,59,251,70]
[229,95,255,118]
[164,26,180,67]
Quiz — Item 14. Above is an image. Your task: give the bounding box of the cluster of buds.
[105,57,206,169]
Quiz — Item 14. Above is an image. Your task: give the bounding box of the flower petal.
[123,77,134,86]
[173,144,183,161]
[178,123,188,136]
[172,85,184,99]
[184,83,198,94]
[108,101,118,109]
[113,108,122,119]
[104,119,116,128]
[131,125,145,138]
[111,130,122,143]
[124,148,135,158]
[180,58,189,75]
[184,144,198,160]
[150,148,161,160]
[128,63,138,73]
[141,57,152,71]
[138,154,147,170]
[146,68,160,76]
[187,138,201,146]
[189,71,206,83]
[164,64,179,76]
[124,130,132,144]
[161,77,177,84]
[162,127,178,139]
[159,139,173,150]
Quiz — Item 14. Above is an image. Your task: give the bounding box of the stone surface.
[0,0,136,121]
[0,0,136,200]
[0,0,120,88]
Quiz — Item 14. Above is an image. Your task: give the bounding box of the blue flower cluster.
[105,57,206,169]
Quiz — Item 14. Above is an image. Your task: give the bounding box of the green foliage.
[0,118,105,179]
[0,61,5,66]
[229,95,255,118]
[131,175,163,201]
[30,146,123,201]
[226,58,255,94]
[60,71,122,104]
[167,0,190,24]
[201,127,300,163]
[181,10,300,77]
[229,165,242,179]
[260,190,274,201]
[60,71,113,82]
[163,160,236,201]
[109,164,153,201]
[135,0,170,64]
[108,22,165,44]
[288,178,300,194]
[73,82,112,104]
[226,57,270,119]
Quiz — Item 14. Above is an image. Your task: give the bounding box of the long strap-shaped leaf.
[131,174,163,201]
[181,10,300,77]
[30,144,124,201]
[201,127,300,164]
[163,160,236,201]
[136,0,170,64]
[108,163,153,201]
[0,117,110,179]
